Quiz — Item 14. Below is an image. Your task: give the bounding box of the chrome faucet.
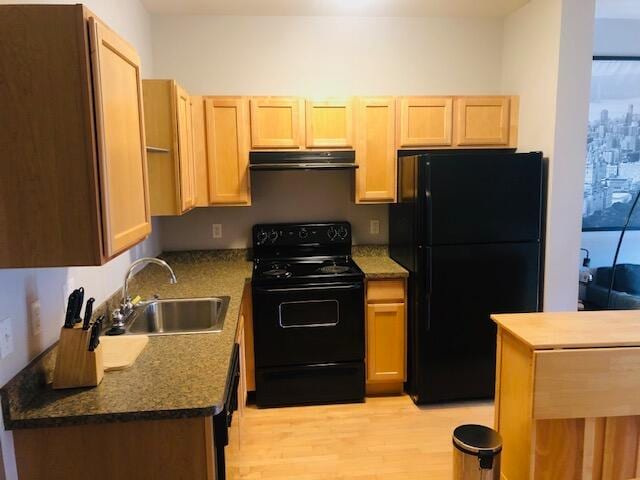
[111,257,177,330]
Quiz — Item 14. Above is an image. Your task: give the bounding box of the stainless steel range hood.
[249,150,357,171]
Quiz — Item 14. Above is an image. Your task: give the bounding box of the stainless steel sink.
[126,297,229,336]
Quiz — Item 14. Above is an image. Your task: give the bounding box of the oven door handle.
[278,299,341,329]
[254,284,362,294]
[279,319,340,329]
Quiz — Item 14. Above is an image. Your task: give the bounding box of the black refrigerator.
[389,150,545,404]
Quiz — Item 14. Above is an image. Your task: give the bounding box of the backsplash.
[160,170,389,250]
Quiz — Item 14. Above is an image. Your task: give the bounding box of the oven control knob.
[257,230,268,244]
[299,228,308,240]
[327,226,338,241]
[338,226,348,240]
[269,230,279,243]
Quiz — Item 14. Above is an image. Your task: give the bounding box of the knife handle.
[64,291,78,328]
[88,315,104,351]
[82,298,95,330]
[74,287,85,323]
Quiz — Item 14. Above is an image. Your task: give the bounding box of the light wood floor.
[227,395,493,479]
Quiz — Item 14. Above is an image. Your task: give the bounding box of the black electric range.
[251,222,365,407]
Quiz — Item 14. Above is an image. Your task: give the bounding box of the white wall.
[151,15,505,249]
[0,1,157,478]
[502,0,595,310]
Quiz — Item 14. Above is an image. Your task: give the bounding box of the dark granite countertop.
[1,250,252,430]
[352,245,408,279]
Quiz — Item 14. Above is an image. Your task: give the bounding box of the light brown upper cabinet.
[176,85,196,211]
[454,96,518,147]
[305,99,354,148]
[90,17,150,257]
[354,97,397,203]
[143,80,197,216]
[191,96,210,207]
[205,97,251,206]
[250,97,304,149]
[397,97,453,147]
[0,5,150,267]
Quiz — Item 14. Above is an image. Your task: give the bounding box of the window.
[583,56,640,231]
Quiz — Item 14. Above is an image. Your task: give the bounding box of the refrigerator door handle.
[424,246,432,331]
[424,162,433,245]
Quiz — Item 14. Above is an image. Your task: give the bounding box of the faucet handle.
[111,308,125,328]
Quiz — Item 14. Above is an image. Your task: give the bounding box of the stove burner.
[262,263,292,279]
[317,264,351,275]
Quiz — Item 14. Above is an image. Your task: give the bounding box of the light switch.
[30,300,42,336]
[0,317,14,359]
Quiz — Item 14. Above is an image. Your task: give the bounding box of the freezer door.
[413,242,540,403]
[421,152,543,245]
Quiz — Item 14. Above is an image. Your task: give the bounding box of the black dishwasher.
[213,343,240,479]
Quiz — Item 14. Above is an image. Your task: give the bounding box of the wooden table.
[492,310,640,480]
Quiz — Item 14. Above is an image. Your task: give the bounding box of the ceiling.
[141,0,530,17]
[596,0,640,19]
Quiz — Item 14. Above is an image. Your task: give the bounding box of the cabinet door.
[191,96,209,207]
[355,97,396,203]
[89,17,150,258]
[175,84,196,212]
[250,97,304,148]
[305,99,353,148]
[455,96,511,146]
[397,97,453,147]
[205,97,251,205]
[367,302,406,382]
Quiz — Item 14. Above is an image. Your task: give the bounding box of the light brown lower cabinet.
[494,323,640,479]
[236,282,254,409]
[365,278,407,395]
[13,416,217,480]
[241,282,256,392]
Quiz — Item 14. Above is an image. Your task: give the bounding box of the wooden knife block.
[53,325,104,389]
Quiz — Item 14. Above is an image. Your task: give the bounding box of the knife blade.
[82,297,95,330]
[74,287,85,324]
[63,291,78,328]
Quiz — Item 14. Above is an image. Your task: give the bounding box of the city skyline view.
[583,59,640,230]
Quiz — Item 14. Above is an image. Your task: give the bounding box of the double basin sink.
[124,297,230,335]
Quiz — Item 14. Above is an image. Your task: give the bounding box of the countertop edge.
[5,405,220,430]
[492,311,640,350]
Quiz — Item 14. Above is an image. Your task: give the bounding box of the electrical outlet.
[0,317,14,359]
[370,220,380,235]
[212,224,222,239]
[30,300,42,336]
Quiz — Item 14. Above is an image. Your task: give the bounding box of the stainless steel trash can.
[452,424,502,480]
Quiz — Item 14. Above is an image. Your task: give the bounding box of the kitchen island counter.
[492,310,640,479]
